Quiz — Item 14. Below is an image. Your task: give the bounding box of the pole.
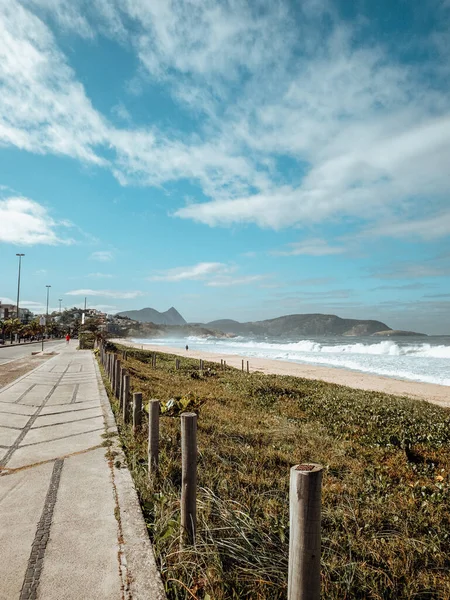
[58,298,62,313]
[133,392,142,432]
[16,253,24,322]
[148,400,160,473]
[180,412,197,546]
[288,464,323,600]
[45,285,51,339]
[122,373,130,422]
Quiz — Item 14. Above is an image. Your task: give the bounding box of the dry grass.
[103,344,450,600]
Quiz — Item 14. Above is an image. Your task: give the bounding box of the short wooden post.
[115,359,122,399]
[224,360,227,370]
[119,368,124,406]
[247,360,249,373]
[133,392,142,432]
[152,353,156,368]
[199,359,203,372]
[122,373,130,422]
[180,412,197,547]
[112,355,117,390]
[242,359,244,371]
[220,359,223,369]
[148,400,160,473]
[288,463,323,600]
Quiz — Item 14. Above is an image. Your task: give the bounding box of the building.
[0,303,33,323]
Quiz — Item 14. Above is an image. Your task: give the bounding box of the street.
[0,341,66,366]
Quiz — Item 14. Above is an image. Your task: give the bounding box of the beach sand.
[114,338,450,409]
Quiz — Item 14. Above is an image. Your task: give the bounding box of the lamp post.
[58,298,62,313]
[16,253,25,324]
[45,285,51,339]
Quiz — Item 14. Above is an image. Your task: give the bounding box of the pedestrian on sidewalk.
[66,333,71,344]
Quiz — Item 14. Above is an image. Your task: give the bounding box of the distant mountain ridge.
[203,313,392,337]
[117,307,186,325]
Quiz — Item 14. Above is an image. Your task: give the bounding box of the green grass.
[104,344,450,600]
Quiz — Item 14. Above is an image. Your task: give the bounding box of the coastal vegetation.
[103,343,450,599]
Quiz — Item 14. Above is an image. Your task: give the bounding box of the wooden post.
[247,360,249,374]
[119,367,124,405]
[288,464,323,600]
[148,400,160,473]
[133,392,142,432]
[242,359,244,371]
[224,360,227,370]
[199,359,203,372]
[180,412,197,546]
[112,355,117,390]
[122,373,130,422]
[152,353,156,368]
[115,359,122,399]
[220,359,223,369]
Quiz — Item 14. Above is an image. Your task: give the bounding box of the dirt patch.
[0,355,53,388]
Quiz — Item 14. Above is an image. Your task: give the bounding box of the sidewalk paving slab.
[0,344,166,600]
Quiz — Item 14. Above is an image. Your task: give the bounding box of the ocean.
[131,335,450,387]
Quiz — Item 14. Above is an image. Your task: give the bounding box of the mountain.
[116,307,186,326]
[205,313,391,337]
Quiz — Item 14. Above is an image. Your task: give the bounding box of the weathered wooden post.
[148,400,160,473]
[175,358,180,370]
[224,360,227,370]
[180,412,197,547]
[122,373,130,422]
[112,355,117,390]
[133,392,142,433]
[119,366,124,404]
[152,353,156,369]
[220,359,223,369]
[242,359,244,371]
[288,463,323,600]
[247,360,249,374]
[115,359,122,399]
[199,359,203,373]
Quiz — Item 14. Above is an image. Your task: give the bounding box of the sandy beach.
[114,338,450,409]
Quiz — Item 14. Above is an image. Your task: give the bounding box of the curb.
[93,355,167,600]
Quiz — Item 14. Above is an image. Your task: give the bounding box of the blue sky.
[0,0,449,334]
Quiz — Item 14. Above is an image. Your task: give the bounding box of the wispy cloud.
[272,238,345,257]
[0,196,73,245]
[89,251,113,262]
[65,289,143,299]
[150,262,232,282]
[2,1,450,239]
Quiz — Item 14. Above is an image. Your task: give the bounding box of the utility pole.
[16,253,25,322]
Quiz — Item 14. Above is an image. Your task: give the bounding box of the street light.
[58,298,62,313]
[45,285,51,333]
[16,253,25,322]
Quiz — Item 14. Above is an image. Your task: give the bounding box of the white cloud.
[272,238,345,257]
[89,251,113,262]
[150,262,232,282]
[0,196,73,245]
[65,289,143,299]
[3,1,450,237]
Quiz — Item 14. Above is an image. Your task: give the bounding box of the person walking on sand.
[185,344,189,351]
[66,333,70,344]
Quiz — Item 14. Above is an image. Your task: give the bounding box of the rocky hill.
[116,307,186,325]
[205,313,391,337]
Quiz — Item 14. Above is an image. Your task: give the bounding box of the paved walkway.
[0,345,165,600]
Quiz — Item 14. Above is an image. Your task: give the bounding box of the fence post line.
[288,463,323,600]
[115,359,122,399]
[247,360,249,374]
[148,399,160,473]
[180,412,197,547]
[133,392,143,432]
[122,373,130,422]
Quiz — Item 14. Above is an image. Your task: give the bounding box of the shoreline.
[114,338,450,409]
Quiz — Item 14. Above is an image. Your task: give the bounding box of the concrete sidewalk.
[0,344,165,600]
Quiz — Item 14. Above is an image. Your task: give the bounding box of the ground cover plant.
[103,344,450,599]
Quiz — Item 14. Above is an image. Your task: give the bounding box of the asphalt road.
[0,340,66,366]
